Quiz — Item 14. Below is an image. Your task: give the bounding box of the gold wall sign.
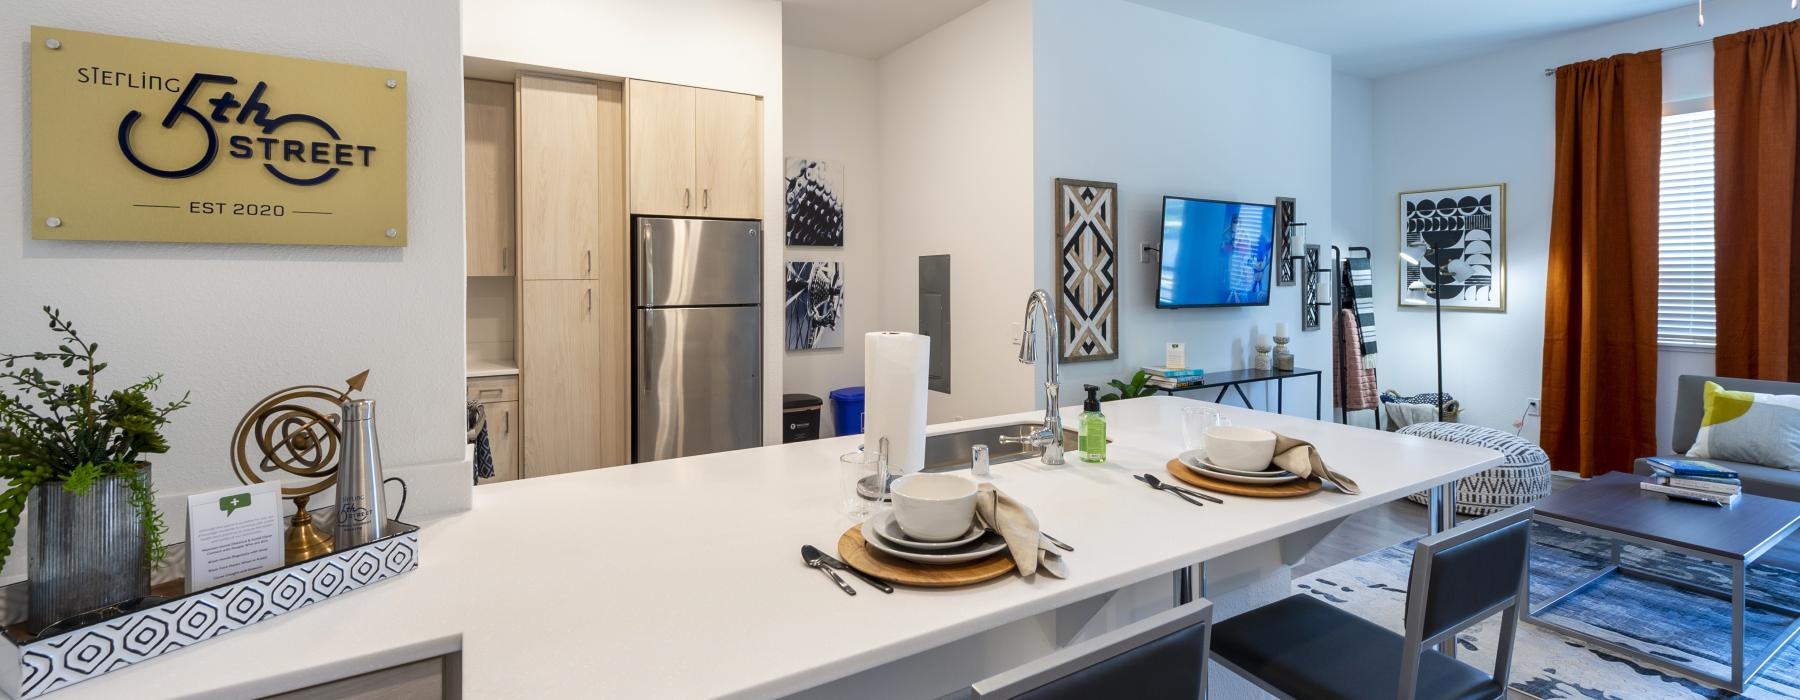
[29,26,408,246]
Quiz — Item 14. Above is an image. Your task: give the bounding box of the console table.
[1157,367,1323,418]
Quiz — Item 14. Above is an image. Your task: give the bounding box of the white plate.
[1177,449,1302,484]
[861,519,1009,564]
[869,509,984,550]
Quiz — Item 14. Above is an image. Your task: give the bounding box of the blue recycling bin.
[829,386,866,436]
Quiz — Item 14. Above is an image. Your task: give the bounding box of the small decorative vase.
[27,464,151,632]
[1253,340,1273,370]
[1273,336,1295,372]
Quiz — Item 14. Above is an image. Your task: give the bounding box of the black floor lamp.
[1400,246,1445,422]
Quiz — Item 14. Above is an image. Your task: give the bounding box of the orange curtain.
[1541,51,1662,477]
[1715,21,1800,381]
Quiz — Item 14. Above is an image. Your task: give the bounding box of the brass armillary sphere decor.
[230,370,368,563]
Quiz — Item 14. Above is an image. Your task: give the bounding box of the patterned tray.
[0,511,418,699]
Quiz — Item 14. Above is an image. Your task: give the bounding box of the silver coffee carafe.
[336,398,389,547]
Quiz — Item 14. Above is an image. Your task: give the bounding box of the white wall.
[0,0,470,572]
[1364,1,1789,440]
[1330,72,1378,425]
[462,0,788,443]
[782,47,883,437]
[1033,0,1337,418]
[878,0,1037,423]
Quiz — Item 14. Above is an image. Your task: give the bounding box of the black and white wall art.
[785,158,844,247]
[1054,178,1120,362]
[1398,184,1506,312]
[785,261,845,350]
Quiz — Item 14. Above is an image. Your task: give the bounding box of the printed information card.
[186,481,283,590]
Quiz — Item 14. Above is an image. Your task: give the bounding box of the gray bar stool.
[1211,504,1532,700]
[946,599,1213,700]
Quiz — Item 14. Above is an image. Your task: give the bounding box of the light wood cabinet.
[483,400,520,483]
[596,82,632,470]
[694,89,761,219]
[518,75,600,280]
[463,79,515,277]
[626,80,761,218]
[467,376,520,484]
[627,80,697,216]
[521,279,603,475]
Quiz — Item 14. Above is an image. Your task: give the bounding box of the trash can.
[782,394,823,443]
[829,386,866,436]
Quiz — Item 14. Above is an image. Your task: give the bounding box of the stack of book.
[1143,366,1204,391]
[1640,457,1742,507]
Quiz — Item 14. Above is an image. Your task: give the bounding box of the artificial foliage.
[0,307,188,567]
[1100,370,1158,402]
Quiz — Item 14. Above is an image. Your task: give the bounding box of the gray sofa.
[1634,374,1800,502]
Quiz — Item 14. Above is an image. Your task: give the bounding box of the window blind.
[1657,109,1716,348]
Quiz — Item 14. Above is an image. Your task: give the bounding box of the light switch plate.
[1140,243,1157,264]
[1525,398,1541,416]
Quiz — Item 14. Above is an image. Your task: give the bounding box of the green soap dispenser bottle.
[1079,384,1107,463]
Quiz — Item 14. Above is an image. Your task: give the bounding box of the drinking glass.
[839,449,885,520]
[1181,407,1231,450]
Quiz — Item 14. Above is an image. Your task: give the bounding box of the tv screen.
[1157,196,1276,308]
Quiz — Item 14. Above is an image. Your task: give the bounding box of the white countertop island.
[47,396,1499,699]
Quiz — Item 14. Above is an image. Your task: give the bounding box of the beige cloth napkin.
[1271,434,1361,495]
[973,483,1068,578]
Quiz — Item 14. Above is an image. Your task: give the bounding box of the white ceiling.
[1124,0,1697,77]
[782,0,989,58]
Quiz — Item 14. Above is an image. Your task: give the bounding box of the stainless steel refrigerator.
[633,216,763,461]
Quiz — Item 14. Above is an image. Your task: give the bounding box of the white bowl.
[890,473,979,542]
[1203,426,1278,471]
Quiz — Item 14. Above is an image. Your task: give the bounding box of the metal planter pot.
[27,465,151,632]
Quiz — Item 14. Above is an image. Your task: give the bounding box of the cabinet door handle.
[502,247,509,271]
[587,250,593,274]
[587,287,593,312]
[478,388,503,398]
[703,188,710,210]
[684,188,691,210]
[504,411,510,435]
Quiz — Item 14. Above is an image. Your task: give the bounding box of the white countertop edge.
[191,631,462,700]
[729,447,1501,699]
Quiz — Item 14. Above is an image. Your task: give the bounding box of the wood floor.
[1295,475,1800,577]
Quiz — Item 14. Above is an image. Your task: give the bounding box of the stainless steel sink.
[856,423,1079,499]
[921,422,1079,472]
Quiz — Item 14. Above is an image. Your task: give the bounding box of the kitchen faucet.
[1000,289,1064,465]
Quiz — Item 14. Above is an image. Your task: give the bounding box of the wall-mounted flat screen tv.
[1157,196,1276,308]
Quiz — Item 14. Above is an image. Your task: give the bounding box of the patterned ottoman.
[1400,422,1552,516]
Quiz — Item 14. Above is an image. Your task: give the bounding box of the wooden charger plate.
[1165,458,1321,498]
[836,526,1014,588]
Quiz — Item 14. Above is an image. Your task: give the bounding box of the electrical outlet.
[1140,243,1157,264]
[1526,398,1541,417]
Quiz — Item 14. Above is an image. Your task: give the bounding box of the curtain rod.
[1542,38,1712,76]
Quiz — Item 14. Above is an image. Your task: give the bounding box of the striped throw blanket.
[1345,255,1378,368]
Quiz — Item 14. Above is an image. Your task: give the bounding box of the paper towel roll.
[865,331,931,475]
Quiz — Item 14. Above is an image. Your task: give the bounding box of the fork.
[1135,474,1207,508]
[1141,474,1225,504]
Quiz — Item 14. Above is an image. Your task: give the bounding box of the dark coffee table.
[1525,472,1800,692]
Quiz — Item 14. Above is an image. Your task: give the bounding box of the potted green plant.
[0,307,186,631]
[1099,370,1158,401]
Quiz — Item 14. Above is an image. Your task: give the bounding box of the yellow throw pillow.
[1686,381,1800,470]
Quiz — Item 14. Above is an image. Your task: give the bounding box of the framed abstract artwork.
[1397,184,1506,312]
[1053,178,1119,362]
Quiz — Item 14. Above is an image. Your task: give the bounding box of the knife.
[804,544,893,594]
[802,545,856,596]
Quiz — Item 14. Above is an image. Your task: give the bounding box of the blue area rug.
[1295,523,1800,699]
